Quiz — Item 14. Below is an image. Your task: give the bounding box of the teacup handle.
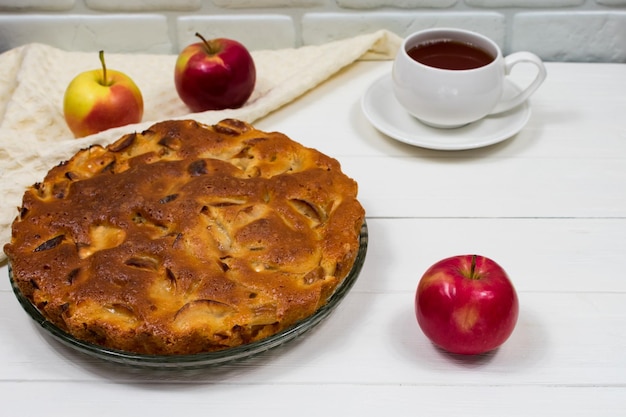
[490,52,547,115]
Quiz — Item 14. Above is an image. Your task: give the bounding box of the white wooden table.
[2,60,625,416]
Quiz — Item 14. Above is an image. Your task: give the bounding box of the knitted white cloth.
[0,30,401,260]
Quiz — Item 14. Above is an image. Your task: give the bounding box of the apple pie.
[4,119,365,355]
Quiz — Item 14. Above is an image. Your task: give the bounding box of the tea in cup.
[392,28,547,128]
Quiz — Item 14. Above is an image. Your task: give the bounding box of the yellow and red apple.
[175,33,256,112]
[63,51,143,138]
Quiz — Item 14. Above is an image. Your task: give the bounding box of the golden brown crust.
[4,119,365,355]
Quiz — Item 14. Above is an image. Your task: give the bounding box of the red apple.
[415,254,519,355]
[175,33,256,112]
[63,51,143,138]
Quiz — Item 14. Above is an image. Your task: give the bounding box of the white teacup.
[392,28,547,128]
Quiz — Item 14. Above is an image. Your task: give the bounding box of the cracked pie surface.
[4,119,365,355]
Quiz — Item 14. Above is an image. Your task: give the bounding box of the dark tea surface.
[407,39,494,70]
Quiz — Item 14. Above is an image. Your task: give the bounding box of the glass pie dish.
[8,221,368,370]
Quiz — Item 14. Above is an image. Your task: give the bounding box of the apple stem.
[98,50,110,87]
[471,254,477,279]
[195,32,218,55]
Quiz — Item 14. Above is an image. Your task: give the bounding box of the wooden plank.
[3,216,625,296]
[358,218,626,293]
[1,382,625,417]
[2,290,626,387]
[341,156,626,218]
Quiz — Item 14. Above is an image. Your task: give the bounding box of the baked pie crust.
[4,119,365,355]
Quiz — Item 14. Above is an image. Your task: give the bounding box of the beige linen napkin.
[0,29,401,261]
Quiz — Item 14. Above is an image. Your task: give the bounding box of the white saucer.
[361,74,531,151]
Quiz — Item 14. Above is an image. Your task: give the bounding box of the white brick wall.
[0,0,624,62]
